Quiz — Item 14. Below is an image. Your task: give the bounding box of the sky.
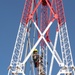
[0,0,75,75]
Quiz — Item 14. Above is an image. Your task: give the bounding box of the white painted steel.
[58,22,75,75]
[49,31,59,75]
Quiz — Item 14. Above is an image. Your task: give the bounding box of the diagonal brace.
[23,21,62,66]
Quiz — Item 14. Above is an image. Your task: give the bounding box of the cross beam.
[22,21,63,66]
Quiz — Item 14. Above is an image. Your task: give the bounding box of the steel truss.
[8,0,75,75]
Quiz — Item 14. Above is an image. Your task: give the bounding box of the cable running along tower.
[8,0,75,75]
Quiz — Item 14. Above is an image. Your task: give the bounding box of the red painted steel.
[40,4,50,47]
[20,0,66,48]
[55,0,66,25]
[21,0,32,25]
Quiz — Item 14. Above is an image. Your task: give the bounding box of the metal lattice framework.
[8,0,75,75]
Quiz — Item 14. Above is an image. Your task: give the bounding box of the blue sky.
[0,0,75,75]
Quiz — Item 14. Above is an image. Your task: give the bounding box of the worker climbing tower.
[8,0,75,75]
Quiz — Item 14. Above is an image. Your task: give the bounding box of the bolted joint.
[42,0,47,6]
[54,14,58,19]
[29,14,33,20]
